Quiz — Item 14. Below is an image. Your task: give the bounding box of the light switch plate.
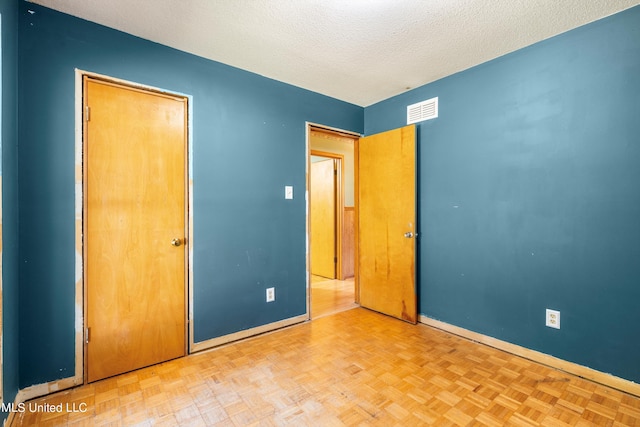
[285,186,293,199]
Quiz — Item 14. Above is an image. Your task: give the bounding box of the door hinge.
[334,257,337,263]
[85,327,90,344]
[85,106,90,122]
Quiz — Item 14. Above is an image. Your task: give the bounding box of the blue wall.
[1,0,20,417]
[17,2,362,388]
[365,6,640,383]
[12,0,640,393]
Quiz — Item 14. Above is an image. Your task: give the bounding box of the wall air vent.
[407,97,438,124]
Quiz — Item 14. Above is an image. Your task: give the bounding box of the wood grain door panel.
[84,78,187,382]
[357,125,417,323]
[311,159,336,279]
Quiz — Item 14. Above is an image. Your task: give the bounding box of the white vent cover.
[407,97,438,124]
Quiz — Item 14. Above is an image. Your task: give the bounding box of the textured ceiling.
[29,0,640,106]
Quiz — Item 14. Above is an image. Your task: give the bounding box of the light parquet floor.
[12,308,640,426]
[310,275,358,319]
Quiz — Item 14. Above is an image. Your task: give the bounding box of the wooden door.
[311,158,336,279]
[357,125,417,323]
[84,77,187,382]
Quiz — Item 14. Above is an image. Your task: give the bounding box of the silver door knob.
[404,232,414,238]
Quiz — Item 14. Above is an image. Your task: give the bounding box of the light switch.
[285,186,293,200]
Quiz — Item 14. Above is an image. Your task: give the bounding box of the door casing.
[75,70,194,385]
[306,123,360,318]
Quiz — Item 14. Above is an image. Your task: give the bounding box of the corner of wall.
[1,0,21,422]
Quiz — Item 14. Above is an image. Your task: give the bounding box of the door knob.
[404,232,414,238]
[171,238,182,247]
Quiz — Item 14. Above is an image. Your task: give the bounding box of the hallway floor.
[12,308,640,426]
[310,275,357,319]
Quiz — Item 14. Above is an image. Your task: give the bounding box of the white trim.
[73,69,85,388]
[74,69,85,384]
[187,99,195,354]
[420,315,640,397]
[191,314,307,353]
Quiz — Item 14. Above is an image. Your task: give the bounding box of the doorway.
[308,125,358,318]
[307,123,418,324]
[83,76,189,382]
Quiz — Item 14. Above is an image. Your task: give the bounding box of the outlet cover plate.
[546,309,560,329]
[266,287,275,302]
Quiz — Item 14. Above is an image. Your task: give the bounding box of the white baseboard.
[419,315,640,397]
[191,314,308,353]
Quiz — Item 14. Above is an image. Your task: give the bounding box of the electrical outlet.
[266,287,275,303]
[546,309,560,329]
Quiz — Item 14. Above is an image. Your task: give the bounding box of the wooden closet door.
[84,78,187,382]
